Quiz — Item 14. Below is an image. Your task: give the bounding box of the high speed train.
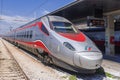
[3,15,103,73]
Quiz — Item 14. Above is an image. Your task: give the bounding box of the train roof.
[17,15,70,29]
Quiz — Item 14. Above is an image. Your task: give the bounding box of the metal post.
[105,15,115,56]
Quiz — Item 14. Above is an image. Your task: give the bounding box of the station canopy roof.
[49,0,120,21]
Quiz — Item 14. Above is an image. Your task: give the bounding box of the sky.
[0,0,74,34]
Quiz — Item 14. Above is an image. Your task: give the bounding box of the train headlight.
[63,42,75,51]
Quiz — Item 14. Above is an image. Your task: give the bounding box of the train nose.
[73,52,103,69]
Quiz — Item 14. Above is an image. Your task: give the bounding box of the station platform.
[102,54,120,77]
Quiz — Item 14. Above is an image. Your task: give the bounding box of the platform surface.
[102,55,120,77]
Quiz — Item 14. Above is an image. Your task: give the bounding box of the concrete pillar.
[105,15,115,56]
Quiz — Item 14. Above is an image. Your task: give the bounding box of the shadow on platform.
[103,54,120,63]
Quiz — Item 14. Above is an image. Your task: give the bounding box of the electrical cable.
[25,0,49,17]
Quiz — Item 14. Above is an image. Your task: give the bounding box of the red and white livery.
[3,15,103,73]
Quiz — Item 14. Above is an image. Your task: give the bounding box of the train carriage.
[3,15,103,73]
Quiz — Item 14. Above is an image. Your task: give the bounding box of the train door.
[40,24,51,53]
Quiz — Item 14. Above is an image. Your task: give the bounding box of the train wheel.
[43,55,53,65]
[37,53,44,61]
[36,49,53,65]
[36,49,44,61]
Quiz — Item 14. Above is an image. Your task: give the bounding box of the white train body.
[3,15,103,73]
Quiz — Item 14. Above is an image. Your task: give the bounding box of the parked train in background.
[78,16,120,54]
[3,15,103,73]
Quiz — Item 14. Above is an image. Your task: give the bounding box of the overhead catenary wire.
[25,0,49,18]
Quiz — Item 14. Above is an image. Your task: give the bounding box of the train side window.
[23,32,24,38]
[27,31,29,38]
[24,32,26,38]
[22,32,23,38]
[41,25,49,36]
[24,31,27,38]
[30,31,32,38]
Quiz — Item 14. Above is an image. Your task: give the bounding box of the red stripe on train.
[15,40,51,54]
[58,32,86,42]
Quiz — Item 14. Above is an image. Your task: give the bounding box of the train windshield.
[51,21,79,33]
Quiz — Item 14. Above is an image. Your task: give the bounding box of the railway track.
[1,39,118,80]
[0,39,29,80]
